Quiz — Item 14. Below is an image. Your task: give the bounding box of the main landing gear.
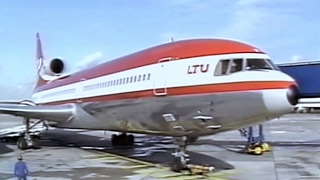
[111,133,135,146]
[239,124,271,155]
[17,118,47,150]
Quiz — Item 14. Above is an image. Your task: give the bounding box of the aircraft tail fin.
[36,33,44,67]
[33,33,70,92]
[34,33,48,90]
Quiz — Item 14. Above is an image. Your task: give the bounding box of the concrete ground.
[0,113,319,180]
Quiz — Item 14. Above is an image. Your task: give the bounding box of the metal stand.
[239,124,271,155]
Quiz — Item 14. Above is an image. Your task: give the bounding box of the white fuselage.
[31,53,295,137]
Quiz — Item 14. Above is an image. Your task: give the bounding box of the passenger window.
[134,76,137,82]
[143,74,146,81]
[230,59,243,73]
[147,73,151,80]
[130,76,133,83]
[214,60,230,76]
[126,77,129,83]
[138,75,141,82]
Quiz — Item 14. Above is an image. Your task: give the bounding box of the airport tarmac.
[0,113,319,180]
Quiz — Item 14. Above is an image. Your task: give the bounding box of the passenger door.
[153,57,171,96]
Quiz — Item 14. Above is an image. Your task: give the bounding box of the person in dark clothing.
[14,155,29,180]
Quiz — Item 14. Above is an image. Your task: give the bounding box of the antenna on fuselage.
[171,37,174,42]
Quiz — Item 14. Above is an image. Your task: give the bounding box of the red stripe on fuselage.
[40,81,293,105]
[34,39,264,92]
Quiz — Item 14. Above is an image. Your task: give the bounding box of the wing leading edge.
[0,103,74,122]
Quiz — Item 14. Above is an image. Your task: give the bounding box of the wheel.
[118,134,126,146]
[253,146,263,155]
[127,134,134,146]
[31,136,40,149]
[170,157,184,172]
[111,134,118,146]
[261,143,271,152]
[17,137,28,150]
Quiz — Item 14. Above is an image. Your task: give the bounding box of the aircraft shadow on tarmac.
[2,129,319,170]
[1,129,234,170]
[0,143,14,154]
[195,139,320,148]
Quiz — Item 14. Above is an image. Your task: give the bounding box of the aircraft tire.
[171,157,184,172]
[118,134,127,146]
[31,136,40,149]
[127,134,134,146]
[17,137,28,150]
[111,134,118,146]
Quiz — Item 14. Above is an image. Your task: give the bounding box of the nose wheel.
[170,137,190,172]
[170,136,214,174]
[171,149,190,172]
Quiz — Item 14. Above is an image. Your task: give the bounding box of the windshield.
[230,59,243,73]
[266,59,280,70]
[246,58,273,70]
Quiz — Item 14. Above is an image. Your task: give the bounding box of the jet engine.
[44,58,65,76]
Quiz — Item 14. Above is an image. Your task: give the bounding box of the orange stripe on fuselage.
[40,81,293,105]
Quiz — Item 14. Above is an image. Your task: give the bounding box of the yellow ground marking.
[86,151,158,167]
[83,150,242,179]
[121,164,154,169]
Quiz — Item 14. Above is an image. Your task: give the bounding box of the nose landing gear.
[170,136,189,172]
[170,136,214,174]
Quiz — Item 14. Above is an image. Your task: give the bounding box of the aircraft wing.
[0,103,74,122]
[0,101,22,105]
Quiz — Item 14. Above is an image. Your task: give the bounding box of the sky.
[0,0,319,100]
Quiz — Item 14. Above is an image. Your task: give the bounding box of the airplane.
[0,33,299,172]
[294,97,320,113]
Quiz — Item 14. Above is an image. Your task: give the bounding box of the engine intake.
[49,58,64,75]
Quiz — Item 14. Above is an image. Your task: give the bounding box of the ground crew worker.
[14,155,29,180]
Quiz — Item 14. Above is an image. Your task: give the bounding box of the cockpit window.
[214,58,277,76]
[214,59,230,76]
[266,59,280,70]
[229,59,243,73]
[246,59,273,70]
[214,59,243,76]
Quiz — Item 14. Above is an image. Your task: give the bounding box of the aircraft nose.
[262,84,299,114]
[286,85,299,106]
